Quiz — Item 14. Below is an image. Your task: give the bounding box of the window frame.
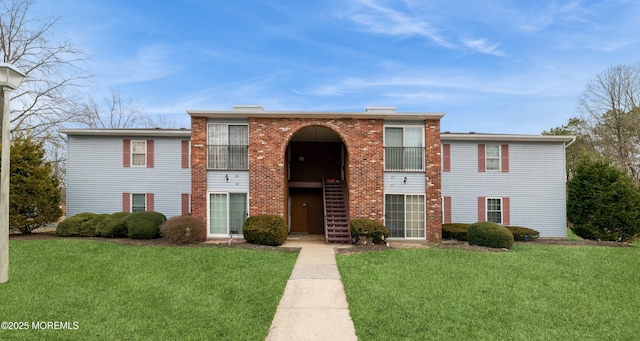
[207,192,248,237]
[485,145,501,171]
[207,123,249,170]
[131,193,146,212]
[131,140,147,167]
[486,197,502,224]
[383,125,425,172]
[384,193,426,239]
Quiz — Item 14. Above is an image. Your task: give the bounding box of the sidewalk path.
[265,240,358,341]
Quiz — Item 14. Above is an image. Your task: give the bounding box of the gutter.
[565,136,577,149]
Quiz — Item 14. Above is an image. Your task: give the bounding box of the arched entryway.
[285,125,348,236]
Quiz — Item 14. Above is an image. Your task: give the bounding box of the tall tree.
[0,0,89,137]
[3,134,62,234]
[577,63,640,181]
[543,117,596,179]
[77,89,143,129]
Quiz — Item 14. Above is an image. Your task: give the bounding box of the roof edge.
[60,129,191,137]
[186,109,445,120]
[441,133,575,143]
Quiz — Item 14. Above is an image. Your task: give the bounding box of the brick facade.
[190,114,443,242]
[425,119,442,241]
[247,118,386,223]
[190,116,208,240]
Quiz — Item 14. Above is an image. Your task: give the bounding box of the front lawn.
[0,240,297,340]
[337,244,640,340]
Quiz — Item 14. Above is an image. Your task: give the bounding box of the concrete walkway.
[265,239,358,341]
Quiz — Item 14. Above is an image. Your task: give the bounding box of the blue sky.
[35,0,640,133]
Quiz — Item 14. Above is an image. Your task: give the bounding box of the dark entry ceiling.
[290,126,342,142]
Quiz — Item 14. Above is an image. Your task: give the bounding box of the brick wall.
[425,119,442,242]
[247,118,385,223]
[190,116,208,240]
[191,115,442,242]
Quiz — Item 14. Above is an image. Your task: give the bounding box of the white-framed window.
[384,126,424,171]
[131,193,146,212]
[486,197,502,224]
[131,140,146,167]
[385,194,425,238]
[207,124,249,170]
[208,192,248,236]
[486,145,500,171]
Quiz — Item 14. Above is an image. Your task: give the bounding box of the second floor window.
[208,124,249,170]
[132,141,146,166]
[384,127,424,171]
[486,145,500,171]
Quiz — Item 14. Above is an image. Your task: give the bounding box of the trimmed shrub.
[243,215,288,246]
[56,212,98,237]
[442,223,470,241]
[160,215,206,243]
[467,221,514,249]
[124,211,167,239]
[96,212,131,237]
[351,219,390,244]
[506,225,540,241]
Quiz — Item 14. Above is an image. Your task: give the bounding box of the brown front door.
[290,189,324,234]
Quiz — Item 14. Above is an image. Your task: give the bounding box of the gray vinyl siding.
[66,135,191,218]
[442,141,567,238]
[384,173,426,194]
[207,171,249,192]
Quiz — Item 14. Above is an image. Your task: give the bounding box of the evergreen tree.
[0,134,62,233]
[567,158,640,242]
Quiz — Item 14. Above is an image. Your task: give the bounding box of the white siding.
[207,171,249,192]
[442,141,567,238]
[66,135,191,218]
[384,172,425,194]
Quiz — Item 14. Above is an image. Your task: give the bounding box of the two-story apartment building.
[63,106,573,242]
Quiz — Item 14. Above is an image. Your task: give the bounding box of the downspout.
[564,136,577,149]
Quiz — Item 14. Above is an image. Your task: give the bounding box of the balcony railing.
[207,145,249,170]
[384,147,425,171]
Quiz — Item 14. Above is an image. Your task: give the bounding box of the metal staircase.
[323,181,351,243]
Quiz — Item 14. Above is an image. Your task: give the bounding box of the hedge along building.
[188,105,445,243]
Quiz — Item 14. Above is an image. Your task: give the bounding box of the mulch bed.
[10,229,633,254]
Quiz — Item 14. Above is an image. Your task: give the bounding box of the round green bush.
[467,221,514,249]
[350,219,390,244]
[96,212,131,237]
[243,215,288,246]
[56,213,99,237]
[124,211,167,239]
[160,215,205,243]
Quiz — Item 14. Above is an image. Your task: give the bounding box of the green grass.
[337,245,640,340]
[0,240,297,340]
[566,227,583,241]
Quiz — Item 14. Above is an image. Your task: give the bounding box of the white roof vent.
[233,105,264,112]
[366,106,396,113]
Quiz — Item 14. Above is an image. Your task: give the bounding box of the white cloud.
[462,38,504,56]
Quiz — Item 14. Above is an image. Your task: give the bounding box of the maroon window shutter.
[123,193,131,212]
[443,196,452,224]
[478,197,486,221]
[146,193,154,212]
[442,144,451,172]
[478,144,486,172]
[182,194,190,215]
[503,197,510,226]
[501,144,509,173]
[146,140,154,168]
[181,140,190,168]
[123,140,131,167]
